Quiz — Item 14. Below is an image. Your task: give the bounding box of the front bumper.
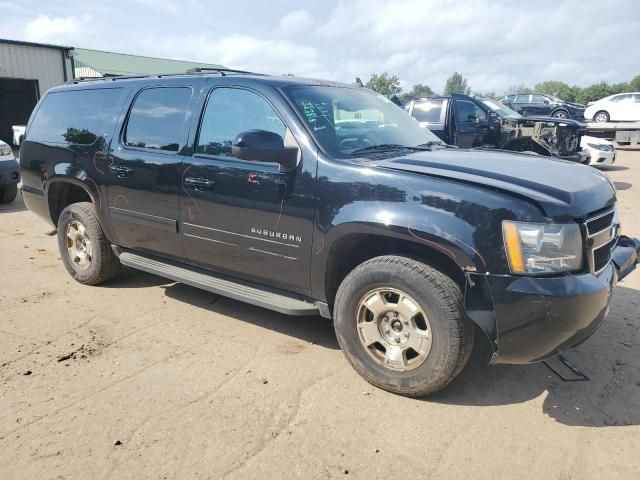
[558,150,590,164]
[466,236,639,365]
[0,158,21,186]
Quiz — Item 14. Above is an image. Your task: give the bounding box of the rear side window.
[125,87,192,152]
[28,88,124,145]
[411,99,444,123]
[610,94,632,102]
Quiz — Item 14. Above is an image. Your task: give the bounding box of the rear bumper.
[0,159,20,186]
[467,236,639,365]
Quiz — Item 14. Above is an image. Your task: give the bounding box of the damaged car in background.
[405,93,588,163]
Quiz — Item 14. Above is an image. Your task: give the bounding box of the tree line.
[365,72,640,105]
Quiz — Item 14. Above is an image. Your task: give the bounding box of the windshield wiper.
[350,143,431,156]
[418,140,455,149]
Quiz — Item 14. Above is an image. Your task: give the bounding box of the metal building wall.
[0,41,73,94]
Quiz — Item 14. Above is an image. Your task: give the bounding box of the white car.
[581,135,615,166]
[584,92,640,122]
[12,125,26,146]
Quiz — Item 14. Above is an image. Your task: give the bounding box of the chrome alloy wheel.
[66,220,93,270]
[356,288,432,372]
[594,112,608,123]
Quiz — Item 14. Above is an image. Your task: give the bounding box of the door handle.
[110,165,133,177]
[184,176,215,190]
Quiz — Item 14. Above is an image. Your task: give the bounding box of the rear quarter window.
[411,99,444,123]
[28,88,124,145]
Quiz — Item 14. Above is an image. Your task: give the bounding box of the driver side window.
[454,100,487,123]
[196,88,287,157]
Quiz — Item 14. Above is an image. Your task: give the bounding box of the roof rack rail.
[66,74,151,84]
[185,67,260,76]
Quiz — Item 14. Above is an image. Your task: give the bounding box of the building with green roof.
[72,48,225,78]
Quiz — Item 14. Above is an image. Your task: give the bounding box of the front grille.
[584,207,617,273]
[586,210,615,235]
[593,241,614,272]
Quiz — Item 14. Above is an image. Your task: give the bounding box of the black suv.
[20,71,639,396]
[501,93,585,120]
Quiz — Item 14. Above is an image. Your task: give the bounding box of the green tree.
[505,84,532,95]
[473,91,498,100]
[443,72,471,95]
[365,72,402,97]
[399,83,435,103]
[533,81,577,102]
[630,75,640,91]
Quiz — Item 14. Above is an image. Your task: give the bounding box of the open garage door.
[0,78,39,145]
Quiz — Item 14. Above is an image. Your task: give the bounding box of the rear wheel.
[57,202,121,285]
[334,256,474,397]
[594,111,610,123]
[0,183,18,203]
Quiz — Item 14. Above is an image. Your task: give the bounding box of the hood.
[369,148,615,218]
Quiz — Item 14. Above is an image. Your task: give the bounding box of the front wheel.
[552,110,568,119]
[334,256,474,397]
[57,202,121,285]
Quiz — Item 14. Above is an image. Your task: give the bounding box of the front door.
[107,82,202,259]
[180,85,315,295]
[529,94,551,116]
[451,96,489,148]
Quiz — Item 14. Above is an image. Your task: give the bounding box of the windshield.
[283,85,444,158]
[480,98,522,119]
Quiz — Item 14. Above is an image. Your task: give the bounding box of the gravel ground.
[1,151,639,480]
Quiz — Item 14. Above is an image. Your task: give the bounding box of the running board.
[112,247,321,316]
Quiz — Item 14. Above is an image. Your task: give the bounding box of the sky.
[2,0,639,95]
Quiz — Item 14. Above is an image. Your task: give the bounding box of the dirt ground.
[1,151,639,480]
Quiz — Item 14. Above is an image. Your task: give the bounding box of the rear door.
[512,94,530,115]
[107,79,206,259]
[530,94,551,116]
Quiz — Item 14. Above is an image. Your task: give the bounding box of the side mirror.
[232,129,299,171]
[467,114,479,123]
[544,100,550,105]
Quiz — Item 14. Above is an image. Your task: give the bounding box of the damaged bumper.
[466,236,640,365]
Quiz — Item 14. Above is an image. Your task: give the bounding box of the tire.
[552,110,568,119]
[0,183,18,203]
[56,202,121,285]
[593,111,610,123]
[334,256,474,397]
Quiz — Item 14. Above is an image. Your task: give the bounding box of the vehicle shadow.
[430,284,640,427]
[613,181,632,191]
[163,281,339,350]
[103,268,174,289]
[105,269,638,425]
[599,165,629,172]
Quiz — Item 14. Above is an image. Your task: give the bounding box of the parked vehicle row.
[19,71,640,396]
[405,94,587,162]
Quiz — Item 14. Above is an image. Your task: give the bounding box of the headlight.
[502,221,583,274]
[0,144,12,156]
[586,142,612,152]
